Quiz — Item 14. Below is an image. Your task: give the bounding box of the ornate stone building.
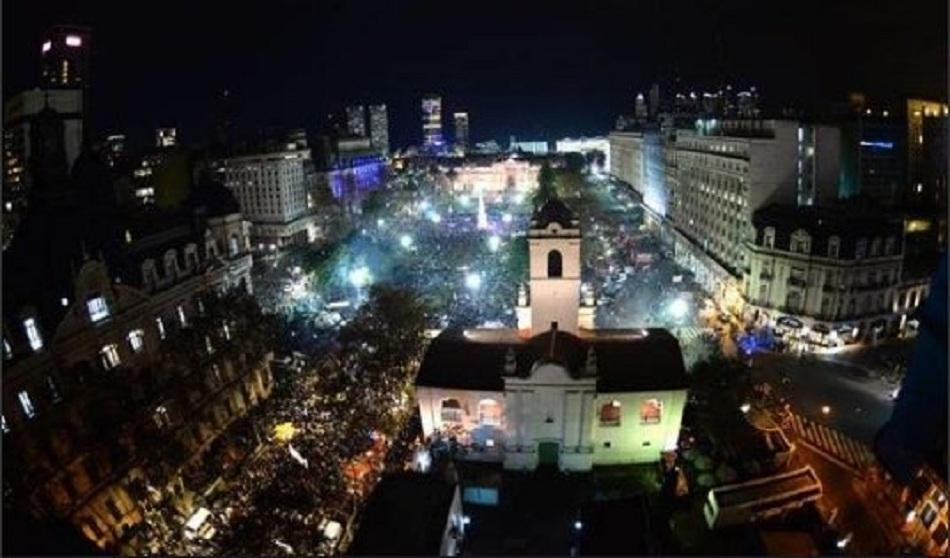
[1,112,271,554]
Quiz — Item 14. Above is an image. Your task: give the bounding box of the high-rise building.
[223,140,318,248]
[103,134,125,168]
[3,89,85,247]
[155,127,177,148]
[346,105,367,137]
[368,104,389,156]
[453,112,469,152]
[906,99,948,210]
[40,25,91,90]
[837,105,904,205]
[422,94,443,151]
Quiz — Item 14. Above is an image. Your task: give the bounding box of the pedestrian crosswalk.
[782,411,877,471]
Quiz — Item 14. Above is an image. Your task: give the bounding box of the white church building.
[415,198,688,471]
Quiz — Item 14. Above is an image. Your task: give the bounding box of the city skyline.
[4,0,946,150]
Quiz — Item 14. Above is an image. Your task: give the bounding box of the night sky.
[4,0,947,151]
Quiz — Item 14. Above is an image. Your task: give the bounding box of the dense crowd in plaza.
[159,168,714,556]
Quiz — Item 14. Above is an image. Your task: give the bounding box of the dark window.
[547,250,563,278]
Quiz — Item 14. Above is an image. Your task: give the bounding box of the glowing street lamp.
[399,234,414,249]
[740,403,751,414]
[349,266,372,288]
[487,235,501,252]
[427,211,442,224]
[821,405,831,415]
[669,298,689,319]
[502,212,513,223]
[465,272,482,291]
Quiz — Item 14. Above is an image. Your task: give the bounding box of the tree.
[564,152,586,173]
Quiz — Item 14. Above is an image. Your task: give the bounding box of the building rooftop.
[416,327,688,393]
[531,197,578,229]
[347,472,457,556]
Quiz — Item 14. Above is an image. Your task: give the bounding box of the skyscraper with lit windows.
[422,94,443,152]
[453,112,469,153]
[40,25,91,90]
[346,105,367,137]
[369,104,389,155]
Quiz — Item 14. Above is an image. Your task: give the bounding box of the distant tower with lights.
[40,25,91,90]
[454,112,470,153]
[346,105,367,137]
[369,104,390,156]
[422,94,444,152]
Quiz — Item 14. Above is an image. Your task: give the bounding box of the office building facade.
[223,145,318,248]
[422,94,444,151]
[454,112,470,153]
[346,105,367,137]
[368,104,389,156]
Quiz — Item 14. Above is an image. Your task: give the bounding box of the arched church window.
[599,400,621,427]
[547,250,563,278]
[478,399,501,426]
[441,399,463,423]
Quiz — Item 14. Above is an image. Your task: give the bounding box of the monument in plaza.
[414,196,688,471]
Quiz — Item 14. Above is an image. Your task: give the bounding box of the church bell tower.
[521,198,582,336]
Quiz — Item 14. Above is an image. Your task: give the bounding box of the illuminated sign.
[42,41,51,53]
[65,35,82,47]
[860,141,894,149]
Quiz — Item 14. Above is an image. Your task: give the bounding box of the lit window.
[42,40,52,53]
[100,344,121,370]
[1,415,8,433]
[3,337,11,360]
[155,317,166,340]
[222,321,231,341]
[827,237,840,259]
[87,296,110,322]
[205,335,214,355]
[478,399,501,426]
[65,35,82,47]
[24,318,43,351]
[640,399,662,425]
[441,399,463,423]
[18,390,36,419]
[600,400,622,427]
[855,239,867,259]
[177,305,188,327]
[153,406,171,428]
[128,329,146,353]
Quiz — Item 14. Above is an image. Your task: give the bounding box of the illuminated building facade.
[509,139,549,155]
[103,134,125,168]
[415,199,687,472]
[422,94,444,152]
[745,203,919,343]
[223,144,318,248]
[444,156,540,199]
[346,105,367,137]
[555,136,610,173]
[368,104,389,156]
[453,112,469,153]
[155,127,177,148]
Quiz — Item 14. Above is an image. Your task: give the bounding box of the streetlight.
[349,266,372,289]
[669,298,689,320]
[573,520,583,531]
[740,403,751,414]
[821,405,831,415]
[400,234,414,249]
[487,235,501,252]
[465,272,482,291]
[428,211,442,224]
[502,212,513,223]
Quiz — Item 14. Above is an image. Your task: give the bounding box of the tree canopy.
[533,161,557,206]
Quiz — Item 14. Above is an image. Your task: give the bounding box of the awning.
[777,316,804,329]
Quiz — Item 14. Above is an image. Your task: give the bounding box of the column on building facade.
[579,391,595,450]
[563,391,581,450]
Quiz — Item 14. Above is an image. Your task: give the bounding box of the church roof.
[531,197,578,229]
[416,328,688,393]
